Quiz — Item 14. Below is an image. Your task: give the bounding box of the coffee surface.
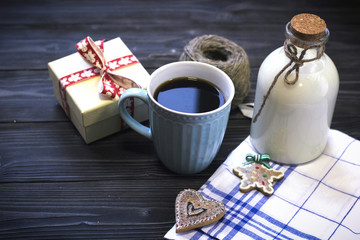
[154,77,225,113]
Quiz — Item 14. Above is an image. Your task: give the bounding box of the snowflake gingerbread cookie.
[233,154,284,196]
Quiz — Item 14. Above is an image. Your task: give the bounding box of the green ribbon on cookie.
[244,153,272,169]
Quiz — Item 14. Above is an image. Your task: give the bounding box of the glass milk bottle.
[250,13,339,164]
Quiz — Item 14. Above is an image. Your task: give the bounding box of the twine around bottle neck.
[252,40,326,123]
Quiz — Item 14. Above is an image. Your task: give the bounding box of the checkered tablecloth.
[165,129,360,240]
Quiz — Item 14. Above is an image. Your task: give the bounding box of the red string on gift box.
[58,36,140,116]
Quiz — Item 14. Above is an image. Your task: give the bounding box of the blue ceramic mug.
[118,61,234,174]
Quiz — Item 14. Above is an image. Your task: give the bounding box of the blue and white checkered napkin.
[165,129,360,240]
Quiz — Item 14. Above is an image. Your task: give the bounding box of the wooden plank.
[0,1,358,70]
[0,120,246,180]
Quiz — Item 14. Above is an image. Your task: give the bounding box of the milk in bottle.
[250,13,339,164]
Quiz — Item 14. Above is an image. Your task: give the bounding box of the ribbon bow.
[243,153,272,169]
[76,36,140,98]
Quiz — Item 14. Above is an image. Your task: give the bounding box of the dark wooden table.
[1,0,359,239]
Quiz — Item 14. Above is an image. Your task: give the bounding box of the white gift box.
[48,37,150,143]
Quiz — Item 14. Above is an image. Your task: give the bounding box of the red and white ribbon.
[59,36,140,115]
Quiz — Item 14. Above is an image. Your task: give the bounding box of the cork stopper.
[290,13,326,41]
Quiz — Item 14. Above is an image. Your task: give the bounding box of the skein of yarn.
[180,35,250,109]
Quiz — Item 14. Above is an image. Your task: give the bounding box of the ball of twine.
[180,34,250,109]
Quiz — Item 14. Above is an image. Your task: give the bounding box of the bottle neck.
[285,22,329,49]
[284,22,328,62]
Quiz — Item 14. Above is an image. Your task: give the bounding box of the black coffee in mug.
[154,76,225,113]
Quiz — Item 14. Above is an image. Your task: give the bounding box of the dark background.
[0,0,359,239]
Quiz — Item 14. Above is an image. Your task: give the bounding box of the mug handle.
[118,88,152,140]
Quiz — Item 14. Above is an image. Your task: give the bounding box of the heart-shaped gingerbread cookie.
[175,189,225,233]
